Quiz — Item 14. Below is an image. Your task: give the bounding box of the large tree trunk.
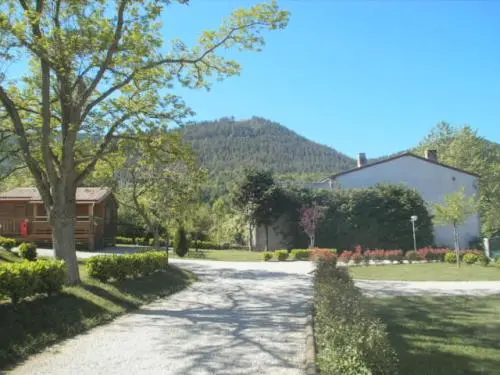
[453,224,460,268]
[50,200,80,285]
[265,224,269,252]
[248,223,253,252]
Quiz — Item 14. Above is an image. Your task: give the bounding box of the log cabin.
[0,187,117,250]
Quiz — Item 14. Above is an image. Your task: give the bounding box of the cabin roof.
[0,187,112,203]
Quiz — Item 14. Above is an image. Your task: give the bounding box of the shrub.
[339,250,353,263]
[148,237,167,247]
[314,258,398,375]
[0,260,66,304]
[445,252,457,264]
[417,247,448,262]
[385,250,403,263]
[405,250,421,263]
[263,252,273,261]
[476,254,490,267]
[310,248,337,263]
[351,252,363,264]
[18,242,37,261]
[275,250,289,261]
[495,258,500,268]
[115,236,134,245]
[173,227,189,257]
[0,237,17,251]
[86,251,168,282]
[463,253,478,265]
[134,237,150,246]
[365,249,385,261]
[291,249,310,260]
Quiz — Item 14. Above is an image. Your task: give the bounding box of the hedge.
[291,249,310,260]
[275,250,289,261]
[313,258,398,374]
[0,260,66,304]
[116,236,135,245]
[0,237,17,251]
[86,251,168,282]
[263,252,273,261]
[19,242,37,261]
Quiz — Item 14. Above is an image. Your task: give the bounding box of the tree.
[416,123,500,237]
[231,168,275,250]
[433,188,478,267]
[173,226,188,257]
[0,1,289,283]
[299,204,325,248]
[186,203,213,251]
[113,133,204,249]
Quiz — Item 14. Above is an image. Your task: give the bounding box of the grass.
[0,248,22,263]
[0,262,196,371]
[371,295,500,375]
[170,249,264,262]
[349,262,500,281]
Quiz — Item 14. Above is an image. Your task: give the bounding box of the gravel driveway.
[10,260,314,375]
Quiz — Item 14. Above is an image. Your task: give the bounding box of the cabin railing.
[0,216,102,238]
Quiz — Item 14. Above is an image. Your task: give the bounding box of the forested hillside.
[181,117,356,176]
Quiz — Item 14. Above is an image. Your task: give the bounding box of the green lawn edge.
[0,263,197,371]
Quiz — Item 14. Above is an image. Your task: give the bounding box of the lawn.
[0,262,196,370]
[349,262,500,281]
[170,249,264,262]
[371,295,500,375]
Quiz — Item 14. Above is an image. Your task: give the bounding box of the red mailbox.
[20,219,30,237]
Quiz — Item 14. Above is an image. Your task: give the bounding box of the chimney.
[357,153,367,168]
[425,149,438,162]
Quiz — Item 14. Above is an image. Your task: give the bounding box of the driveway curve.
[10,260,314,375]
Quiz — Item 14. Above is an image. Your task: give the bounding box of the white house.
[311,150,480,249]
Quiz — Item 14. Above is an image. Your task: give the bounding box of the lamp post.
[410,215,418,252]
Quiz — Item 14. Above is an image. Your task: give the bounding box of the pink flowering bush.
[385,250,403,263]
[417,247,448,262]
[351,253,364,264]
[338,250,353,263]
[310,248,337,263]
[365,250,385,261]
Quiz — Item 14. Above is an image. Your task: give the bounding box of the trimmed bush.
[291,249,310,260]
[86,251,168,282]
[0,260,66,304]
[405,250,421,263]
[148,237,167,247]
[173,227,189,257]
[476,254,490,266]
[310,248,337,263]
[314,258,398,374]
[417,247,448,262]
[18,242,37,261]
[263,252,273,261]
[385,249,403,263]
[0,237,17,251]
[339,250,353,263]
[275,250,289,261]
[463,253,478,265]
[365,249,385,261]
[116,236,135,245]
[445,252,457,264]
[351,252,363,264]
[134,237,150,246]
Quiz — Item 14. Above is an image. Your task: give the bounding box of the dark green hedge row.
[314,259,398,374]
[284,184,434,250]
[86,251,169,282]
[0,260,66,304]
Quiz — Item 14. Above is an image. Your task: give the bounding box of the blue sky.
[163,0,500,158]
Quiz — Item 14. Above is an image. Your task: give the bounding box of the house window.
[34,204,48,222]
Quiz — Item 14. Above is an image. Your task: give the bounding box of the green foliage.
[173,227,189,257]
[0,260,66,304]
[445,252,457,264]
[263,252,273,261]
[495,258,500,268]
[116,236,135,245]
[416,122,500,237]
[18,242,37,261]
[291,249,310,260]
[0,237,17,251]
[275,250,289,261]
[433,188,478,228]
[314,260,398,375]
[463,253,478,265]
[148,237,167,247]
[405,250,422,263]
[476,254,490,266]
[314,184,434,250]
[194,241,230,250]
[86,252,168,282]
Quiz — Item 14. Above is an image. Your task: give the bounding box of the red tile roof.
[0,187,112,203]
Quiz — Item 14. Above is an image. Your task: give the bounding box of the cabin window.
[34,204,48,222]
[76,204,90,221]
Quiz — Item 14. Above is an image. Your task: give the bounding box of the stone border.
[304,303,317,375]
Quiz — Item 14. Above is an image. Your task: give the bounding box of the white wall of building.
[321,155,479,248]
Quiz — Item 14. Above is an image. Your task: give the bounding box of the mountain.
[181,117,356,178]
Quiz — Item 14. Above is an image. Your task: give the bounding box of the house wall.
[321,155,480,248]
